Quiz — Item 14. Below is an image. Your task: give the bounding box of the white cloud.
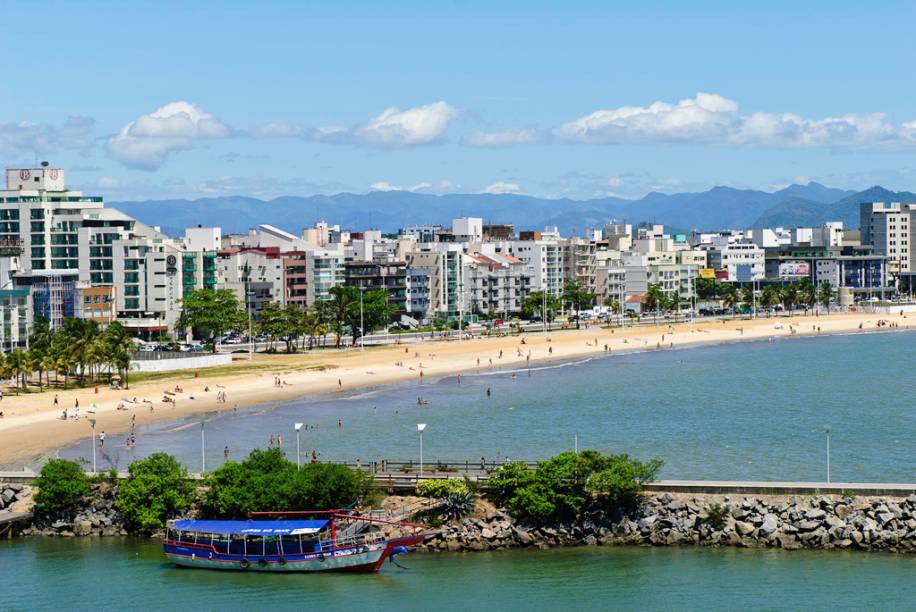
[356,101,460,147]
[370,181,402,192]
[555,92,738,145]
[107,101,230,170]
[370,181,433,193]
[463,128,541,147]
[0,115,97,157]
[483,181,521,194]
[552,92,916,150]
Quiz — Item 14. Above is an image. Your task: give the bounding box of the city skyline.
[4,2,916,201]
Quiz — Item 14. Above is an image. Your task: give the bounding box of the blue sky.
[3,0,916,201]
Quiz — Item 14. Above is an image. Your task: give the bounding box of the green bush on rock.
[115,452,194,533]
[416,479,469,498]
[488,450,662,522]
[202,448,373,519]
[33,459,90,516]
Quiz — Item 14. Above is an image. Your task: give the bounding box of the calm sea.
[52,330,916,482]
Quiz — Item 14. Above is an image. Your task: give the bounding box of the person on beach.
[53,394,58,407]
[224,446,230,460]
[99,431,105,447]
[75,398,79,409]
[338,378,342,390]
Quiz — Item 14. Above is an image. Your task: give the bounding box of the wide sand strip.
[0,311,908,466]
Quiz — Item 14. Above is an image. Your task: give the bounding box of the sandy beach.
[0,310,909,467]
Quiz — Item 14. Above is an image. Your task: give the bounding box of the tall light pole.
[200,420,206,474]
[247,285,254,361]
[417,423,426,479]
[359,287,365,351]
[542,288,547,336]
[294,422,303,469]
[89,418,97,474]
[824,424,831,484]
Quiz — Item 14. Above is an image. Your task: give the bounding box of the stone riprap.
[417,492,916,554]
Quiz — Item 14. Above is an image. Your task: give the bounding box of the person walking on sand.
[338,378,342,390]
[53,394,59,407]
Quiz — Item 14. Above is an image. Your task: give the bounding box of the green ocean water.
[2,537,914,611]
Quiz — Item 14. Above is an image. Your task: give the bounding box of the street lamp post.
[417,423,426,479]
[89,418,97,473]
[824,424,831,483]
[294,422,303,469]
[359,287,365,351]
[200,421,206,474]
[247,286,254,361]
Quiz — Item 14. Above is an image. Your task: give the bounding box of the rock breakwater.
[418,492,916,554]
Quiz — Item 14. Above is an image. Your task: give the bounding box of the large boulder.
[758,514,779,537]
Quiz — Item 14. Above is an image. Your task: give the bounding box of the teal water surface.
[53,330,916,482]
[1,537,914,611]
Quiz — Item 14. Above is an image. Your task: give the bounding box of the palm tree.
[780,283,798,314]
[797,281,816,314]
[721,284,739,318]
[327,286,358,348]
[644,284,666,323]
[817,281,834,313]
[760,284,781,316]
[740,284,755,315]
[6,349,28,392]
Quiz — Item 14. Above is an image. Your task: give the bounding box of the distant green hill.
[754,186,916,228]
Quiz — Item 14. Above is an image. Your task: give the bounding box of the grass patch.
[130,360,337,385]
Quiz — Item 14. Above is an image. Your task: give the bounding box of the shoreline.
[0,311,910,467]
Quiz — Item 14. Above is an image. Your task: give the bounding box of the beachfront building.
[704,241,766,281]
[343,260,408,318]
[0,288,31,350]
[500,236,564,297]
[217,247,284,316]
[859,202,913,282]
[463,251,533,318]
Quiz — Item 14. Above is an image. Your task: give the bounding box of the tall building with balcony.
[344,261,407,317]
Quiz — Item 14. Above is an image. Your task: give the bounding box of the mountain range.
[109,183,916,238]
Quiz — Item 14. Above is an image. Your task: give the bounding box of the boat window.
[263,536,280,556]
[228,537,246,555]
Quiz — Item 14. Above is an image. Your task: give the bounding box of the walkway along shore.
[0,310,911,466]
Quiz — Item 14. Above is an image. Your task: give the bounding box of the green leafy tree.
[739,284,755,314]
[177,289,246,351]
[797,280,816,312]
[202,447,372,519]
[817,281,834,311]
[489,450,662,522]
[562,280,594,329]
[694,277,722,299]
[759,283,781,315]
[33,459,90,516]
[780,283,799,312]
[644,284,666,322]
[720,284,739,318]
[115,452,194,533]
[521,291,561,329]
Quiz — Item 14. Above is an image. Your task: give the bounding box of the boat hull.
[164,535,424,573]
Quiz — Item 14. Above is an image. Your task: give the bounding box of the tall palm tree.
[327,286,357,348]
[721,285,739,318]
[644,284,665,323]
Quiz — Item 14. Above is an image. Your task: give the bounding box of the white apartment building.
[706,242,765,281]
[464,251,532,317]
[859,202,911,279]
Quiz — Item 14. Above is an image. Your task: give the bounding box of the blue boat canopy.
[170,519,329,536]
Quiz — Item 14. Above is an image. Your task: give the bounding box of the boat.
[163,510,429,573]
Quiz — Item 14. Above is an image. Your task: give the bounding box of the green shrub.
[442,491,474,520]
[115,453,194,532]
[488,450,662,522]
[705,502,729,530]
[202,448,372,519]
[33,459,90,516]
[417,479,469,498]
